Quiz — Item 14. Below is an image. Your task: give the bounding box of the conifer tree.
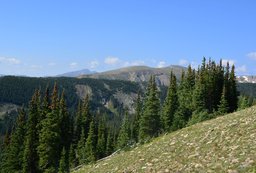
[23,90,41,173]
[162,71,178,131]
[74,100,82,143]
[84,119,97,163]
[69,144,76,169]
[81,95,92,139]
[238,96,249,110]
[58,147,69,173]
[193,70,206,112]
[77,128,86,164]
[38,85,61,172]
[117,112,130,149]
[229,65,238,112]
[218,86,229,114]
[5,108,26,172]
[0,130,10,173]
[96,118,106,159]
[59,91,70,151]
[139,75,161,142]
[132,92,142,142]
[106,130,114,156]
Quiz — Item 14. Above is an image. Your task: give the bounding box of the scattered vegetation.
[0,58,256,172]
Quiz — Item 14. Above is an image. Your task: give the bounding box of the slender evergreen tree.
[38,85,61,172]
[69,144,77,169]
[84,119,97,163]
[58,147,69,173]
[106,130,114,156]
[96,118,106,159]
[132,92,142,142]
[23,90,41,173]
[139,75,161,142]
[229,65,238,112]
[117,112,130,149]
[5,108,26,172]
[218,86,229,114]
[77,128,86,164]
[162,71,178,131]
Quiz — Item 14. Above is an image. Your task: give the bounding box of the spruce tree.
[77,128,86,164]
[81,94,92,139]
[193,70,206,112]
[106,130,114,156]
[74,100,82,143]
[84,119,97,163]
[96,118,106,159]
[58,147,69,173]
[218,86,229,114]
[117,112,130,149]
[59,91,70,151]
[69,144,77,169]
[23,90,40,173]
[5,108,26,172]
[139,75,161,142]
[229,65,238,112]
[38,85,61,172]
[162,71,178,132]
[132,92,142,142]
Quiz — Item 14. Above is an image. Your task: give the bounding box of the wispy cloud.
[30,65,43,71]
[0,57,21,65]
[48,62,56,66]
[123,60,145,67]
[89,60,99,69]
[104,56,120,65]
[69,62,78,68]
[247,52,256,60]
[222,59,235,66]
[157,61,167,68]
[236,65,247,73]
[179,59,189,66]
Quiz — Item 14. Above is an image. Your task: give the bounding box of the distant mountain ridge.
[237,76,256,83]
[57,69,97,77]
[75,66,256,85]
[79,65,187,86]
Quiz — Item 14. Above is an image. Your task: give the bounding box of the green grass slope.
[75,106,256,173]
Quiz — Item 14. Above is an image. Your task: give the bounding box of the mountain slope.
[57,69,96,77]
[79,65,186,86]
[75,106,256,173]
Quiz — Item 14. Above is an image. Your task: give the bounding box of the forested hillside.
[1,58,254,172]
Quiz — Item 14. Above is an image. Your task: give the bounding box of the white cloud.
[123,60,145,67]
[104,56,120,65]
[0,57,21,65]
[222,59,235,66]
[247,52,256,60]
[30,65,43,71]
[70,62,78,68]
[157,61,167,68]
[48,62,56,66]
[89,60,99,69]
[179,59,189,66]
[236,65,247,73]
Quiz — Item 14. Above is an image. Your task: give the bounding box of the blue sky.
[0,0,256,76]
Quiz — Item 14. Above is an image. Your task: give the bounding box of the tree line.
[0,58,247,173]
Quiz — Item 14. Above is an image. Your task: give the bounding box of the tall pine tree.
[161,71,178,132]
[139,75,161,142]
[4,108,26,172]
[23,90,41,173]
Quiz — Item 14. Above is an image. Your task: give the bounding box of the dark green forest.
[0,58,255,173]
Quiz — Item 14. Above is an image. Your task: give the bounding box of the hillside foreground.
[74,106,256,173]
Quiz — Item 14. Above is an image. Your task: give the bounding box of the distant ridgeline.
[0,58,255,172]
